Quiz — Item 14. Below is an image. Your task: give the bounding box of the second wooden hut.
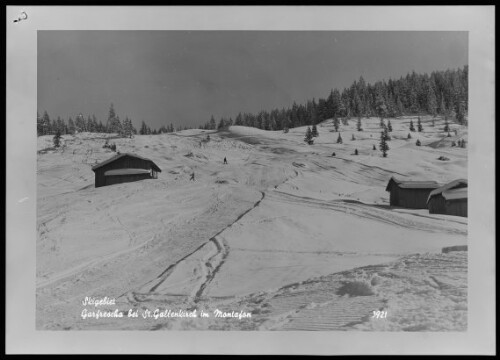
[427,179,468,217]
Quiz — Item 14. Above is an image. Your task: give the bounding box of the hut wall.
[398,188,434,209]
[445,199,468,217]
[94,155,153,187]
[105,173,151,186]
[389,186,400,206]
[428,196,446,214]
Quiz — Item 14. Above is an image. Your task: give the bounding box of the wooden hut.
[427,179,468,217]
[92,153,162,188]
[385,177,441,209]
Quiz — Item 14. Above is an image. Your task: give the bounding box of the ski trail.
[121,158,299,305]
[37,234,157,289]
[192,236,229,301]
[123,191,266,303]
[267,190,466,235]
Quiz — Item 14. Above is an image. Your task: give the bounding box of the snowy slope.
[36,116,467,330]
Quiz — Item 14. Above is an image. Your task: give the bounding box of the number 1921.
[372,310,387,319]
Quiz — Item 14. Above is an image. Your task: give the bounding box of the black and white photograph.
[6,5,495,355]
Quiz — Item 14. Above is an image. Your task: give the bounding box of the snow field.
[36,116,467,330]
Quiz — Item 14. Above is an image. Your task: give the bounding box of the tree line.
[37,103,192,137]
[38,66,467,137]
[200,66,468,131]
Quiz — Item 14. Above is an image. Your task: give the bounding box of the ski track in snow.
[267,191,466,236]
[37,233,157,289]
[122,188,273,307]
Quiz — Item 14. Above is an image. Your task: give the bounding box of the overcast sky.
[38,31,467,129]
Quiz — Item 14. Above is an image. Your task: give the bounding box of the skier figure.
[223,157,227,164]
[190,172,195,181]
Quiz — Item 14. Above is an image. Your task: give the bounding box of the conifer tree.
[333,117,339,132]
[376,94,387,120]
[354,149,359,155]
[456,100,466,125]
[351,133,355,141]
[36,111,43,136]
[396,97,404,116]
[209,115,217,130]
[75,113,85,133]
[407,133,412,139]
[373,144,376,150]
[113,116,123,135]
[357,117,363,131]
[56,117,65,135]
[387,120,392,132]
[68,117,75,134]
[53,129,62,148]
[444,118,450,133]
[417,117,423,132]
[42,111,51,135]
[87,116,94,132]
[92,115,99,133]
[416,139,421,146]
[338,101,347,120]
[336,133,343,144]
[439,94,447,115]
[379,131,389,157]
[311,124,319,137]
[107,104,116,132]
[123,117,134,138]
[427,86,438,117]
[140,121,148,135]
[304,126,313,144]
[383,127,391,141]
[409,119,416,132]
[331,89,342,118]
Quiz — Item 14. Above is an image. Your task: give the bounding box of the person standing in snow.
[223,157,227,164]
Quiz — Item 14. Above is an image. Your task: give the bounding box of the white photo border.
[6,5,495,355]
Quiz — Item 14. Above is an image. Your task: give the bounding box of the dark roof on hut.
[385,177,441,192]
[92,153,162,172]
[104,168,152,176]
[427,179,468,203]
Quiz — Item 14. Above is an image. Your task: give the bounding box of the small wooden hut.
[92,153,161,188]
[427,179,468,217]
[385,177,441,209]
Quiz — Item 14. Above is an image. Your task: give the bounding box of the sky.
[38,31,468,130]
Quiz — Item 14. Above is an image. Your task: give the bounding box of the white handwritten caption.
[81,297,251,320]
[372,310,387,319]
